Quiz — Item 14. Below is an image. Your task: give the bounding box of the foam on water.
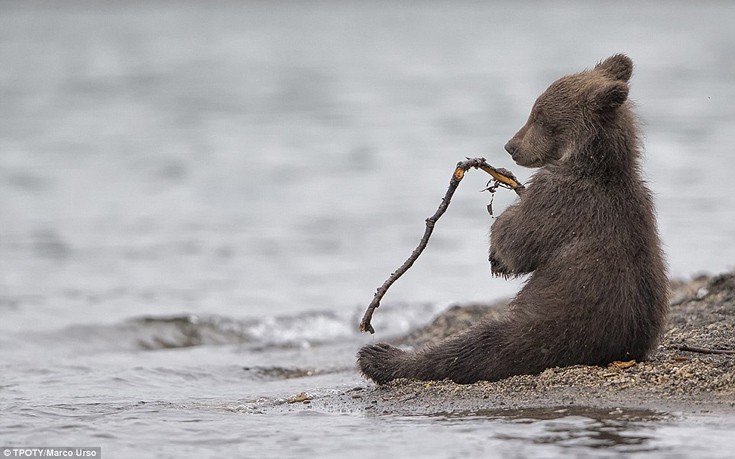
[5,301,440,356]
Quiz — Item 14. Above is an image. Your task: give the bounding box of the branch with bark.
[672,344,735,355]
[359,157,524,334]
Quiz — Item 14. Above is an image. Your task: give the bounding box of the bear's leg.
[358,320,514,384]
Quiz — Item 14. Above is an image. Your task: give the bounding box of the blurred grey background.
[1,1,733,328]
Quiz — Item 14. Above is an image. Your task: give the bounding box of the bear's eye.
[534,112,556,133]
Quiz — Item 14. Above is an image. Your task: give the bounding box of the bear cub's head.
[505,54,634,168]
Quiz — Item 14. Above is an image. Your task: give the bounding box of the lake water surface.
[1,1,734,457]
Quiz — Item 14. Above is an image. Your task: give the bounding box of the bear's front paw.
[357,343,407,385]
[489,252,512,278]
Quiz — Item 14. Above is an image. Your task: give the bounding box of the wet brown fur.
[357,55,669,384]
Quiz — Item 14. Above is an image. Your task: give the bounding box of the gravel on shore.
[301,271,735,416]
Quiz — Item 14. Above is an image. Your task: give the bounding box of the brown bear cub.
[357,54,669,385]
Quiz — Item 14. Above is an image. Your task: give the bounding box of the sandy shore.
[280,271,735,416]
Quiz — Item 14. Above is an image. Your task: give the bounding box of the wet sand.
[285,271,735,416]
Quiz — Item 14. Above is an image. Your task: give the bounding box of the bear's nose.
[504,141,516,156]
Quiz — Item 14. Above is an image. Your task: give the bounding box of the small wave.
[19,302,444,354]
[131,311,362,350]
[55,311,357,352]
[128,314,254,350]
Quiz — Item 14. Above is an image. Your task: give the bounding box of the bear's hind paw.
[356,343,408,385]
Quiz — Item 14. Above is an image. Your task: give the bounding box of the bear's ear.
[590,81,629,112]
[594,54,633,82]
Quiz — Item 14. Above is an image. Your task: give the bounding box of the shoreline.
[280,271,735,417]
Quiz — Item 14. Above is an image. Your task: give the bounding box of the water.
[1,1,734,457]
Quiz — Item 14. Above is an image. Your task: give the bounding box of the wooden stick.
[672,344,735,355]
[359,158,524,333]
